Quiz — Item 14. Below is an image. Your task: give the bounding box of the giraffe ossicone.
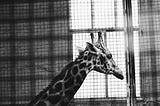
[28,32,124,106]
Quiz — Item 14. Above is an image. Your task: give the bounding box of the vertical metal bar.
[67,0,73,62]
[29,0,36,99]
[114,0,118,27]
[91,0,94,29]
[103,32,109,98]
[49,0,55,78]
[148,1,158,104]
[9,2,16,105]
[123,0,136,106]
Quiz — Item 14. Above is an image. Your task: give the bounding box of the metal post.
[122,0,136,106]
[91,0,94,29]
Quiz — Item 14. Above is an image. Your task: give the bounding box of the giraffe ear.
[77,46,84,54]
[86,42,98,52]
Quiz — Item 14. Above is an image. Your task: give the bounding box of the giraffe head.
[77,32,124,80]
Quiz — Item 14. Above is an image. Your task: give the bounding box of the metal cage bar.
[123,0,136,106]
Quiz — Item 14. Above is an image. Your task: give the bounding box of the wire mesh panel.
[70,0,142,106]
[132,0,141,99]
[70,0,128,105]
[0,0,71,106]
[0,0,160,106]
[138,0,160,105]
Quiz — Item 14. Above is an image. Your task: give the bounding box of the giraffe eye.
[107,54,112,59]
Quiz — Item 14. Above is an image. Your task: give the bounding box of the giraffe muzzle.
[112,70,124,80]
[108,68,124,80]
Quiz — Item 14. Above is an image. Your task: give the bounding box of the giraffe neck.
[31,54,97,106]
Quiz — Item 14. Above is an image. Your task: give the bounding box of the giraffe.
[28,32,124,106]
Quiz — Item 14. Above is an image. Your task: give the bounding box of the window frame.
[69,0,140,100]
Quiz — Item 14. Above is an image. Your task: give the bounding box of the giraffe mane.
[28,61,76,106]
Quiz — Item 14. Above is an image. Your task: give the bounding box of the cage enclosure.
[0,0,160,106]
